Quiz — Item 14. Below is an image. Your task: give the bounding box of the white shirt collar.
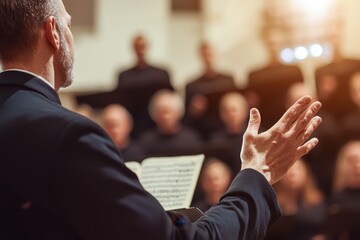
[1,69,54,89]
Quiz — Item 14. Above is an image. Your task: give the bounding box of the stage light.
[294,46,308,60]
[293,0,333,15]
[310,44,324,57]
[280,48,294,63]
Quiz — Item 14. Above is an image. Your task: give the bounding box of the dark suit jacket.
[0,70,280,240]
[184,73,239,140]
[315,58,360,123]
[248,64,303,129]
[117,65,174,139]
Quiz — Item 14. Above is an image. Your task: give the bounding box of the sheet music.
[139,155,204,211]
[124,161,142,177]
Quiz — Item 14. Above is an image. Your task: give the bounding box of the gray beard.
[58,33,74,88]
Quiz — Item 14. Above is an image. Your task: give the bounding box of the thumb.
[245,108,261,136]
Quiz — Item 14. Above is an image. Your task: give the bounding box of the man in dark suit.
[116,34,174,140]
[0,1,323,239]
[184,42,239,140]
[247,27,304,130]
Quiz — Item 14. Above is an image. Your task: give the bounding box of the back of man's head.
[0,0,59,63]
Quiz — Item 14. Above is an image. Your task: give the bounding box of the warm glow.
[294,46,308,60]
[280,48,294,63]
[293,0,333,15]
[309,44,324,57]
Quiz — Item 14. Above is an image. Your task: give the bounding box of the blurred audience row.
[74,32,360,240]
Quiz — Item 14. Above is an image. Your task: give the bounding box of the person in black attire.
[138,90,202,157]
[184,42,238,140]
[327,141,360,240]
[315,35,360,124]
[266,159,326,240]
[0,1,324,239]
[208,92,249,175]
[116,34,174,139]
[101,104,145,162]
[341,72,360,143]
[247,27,304,129]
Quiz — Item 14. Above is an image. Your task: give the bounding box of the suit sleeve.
[51,118,281,240]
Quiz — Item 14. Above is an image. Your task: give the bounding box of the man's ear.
[45,16,60,50]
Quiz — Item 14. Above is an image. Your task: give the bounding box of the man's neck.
[136,59,148,69]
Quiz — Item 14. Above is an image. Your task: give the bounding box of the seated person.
[328,141,360,240]
[193,158,233,212]
[207,92,249,175]
[137,90,202,157]
[101,104,145,162]
[266,159,326,240]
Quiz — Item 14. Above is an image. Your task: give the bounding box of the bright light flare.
[294,46,308,60]
[280,48,294,63]
[293,0,333,15]
[310,44,324,57]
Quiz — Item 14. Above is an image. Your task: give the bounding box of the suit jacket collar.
[0,70,61,105]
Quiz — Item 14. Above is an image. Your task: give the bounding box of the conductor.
[0,1,322,239]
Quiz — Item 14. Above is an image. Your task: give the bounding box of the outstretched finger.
[297,116,322,144]
[296,137,319,158]
[277,95,312,132]
[244,108,261,138]
[293,101,322,135]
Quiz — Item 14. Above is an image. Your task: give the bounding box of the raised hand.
[240,95,322,185]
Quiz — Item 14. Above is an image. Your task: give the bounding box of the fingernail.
[299,96,311,105]
[314,116,322,123]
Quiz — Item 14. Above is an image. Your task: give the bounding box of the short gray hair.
[149,90,184,120]
[0,0,62,62]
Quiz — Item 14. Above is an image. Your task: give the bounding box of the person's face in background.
[133,36,147,62]
[285,82,313,108]
[350,73,360,109]
[152,94,182,133]
[200,44,214,69]
[102,106,132,147]
[317,74,338,101]
[201,161,232,196]
[220,93,248,132]
[342,142,360,189]
[279,160,308,192]
[264,28,282,63]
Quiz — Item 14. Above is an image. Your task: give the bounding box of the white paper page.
[140,155,204,211]
[124,161,142,178]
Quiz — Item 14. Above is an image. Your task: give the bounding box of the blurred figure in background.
[207,92,249,175]
[184,42,238,140]
[102,104,145,162]
[328,140,360,240]
[247,27,303,129]
[193,158,233,212]
[341,72,360,143]
[332,140,360,200]
[266,159,326,240]
[116,34,174,139]
[285,82,339,198]
[138,90,202,157]
[315,31,359,124]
